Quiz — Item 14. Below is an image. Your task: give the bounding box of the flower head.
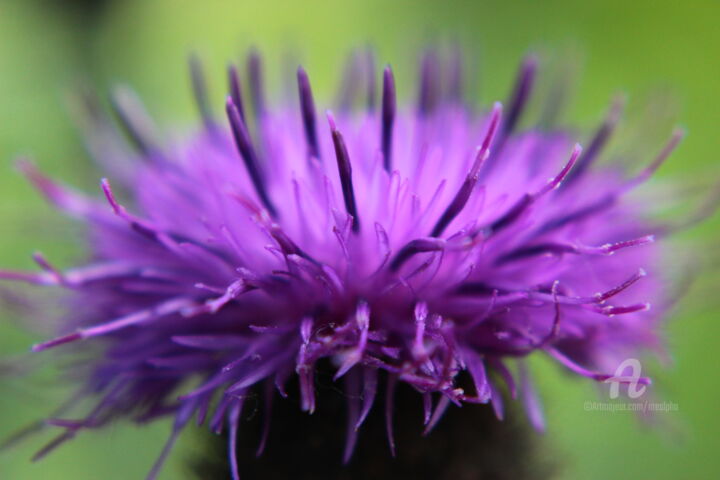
[2,50,685,477]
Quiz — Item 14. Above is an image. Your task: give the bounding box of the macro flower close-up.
[2,1,719,479]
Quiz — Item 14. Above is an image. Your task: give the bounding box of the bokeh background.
[1,0,719,478]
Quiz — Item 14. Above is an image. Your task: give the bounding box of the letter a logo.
[606,358,646,399]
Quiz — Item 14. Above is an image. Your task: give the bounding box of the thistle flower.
[2,50,688,478]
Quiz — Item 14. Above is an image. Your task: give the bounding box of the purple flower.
[2,50,686,477]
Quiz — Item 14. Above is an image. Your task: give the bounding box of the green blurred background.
[1,0,719,478]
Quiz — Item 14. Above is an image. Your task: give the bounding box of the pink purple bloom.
[2,50,686,477]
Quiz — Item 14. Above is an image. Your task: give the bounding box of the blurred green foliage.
[1,0,719,478]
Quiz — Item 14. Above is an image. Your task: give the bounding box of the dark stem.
[192,375,553,480]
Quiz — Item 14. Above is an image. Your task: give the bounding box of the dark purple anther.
[481,55,538,176]
[381,66,396,172]
[417,49,440,115]
[268,223,320,265]
[501,55,538,137]
[227,64,247,124]
[431,103,502,237]
[32,332,82,352]
[189,54,215,130]
[565,96,624,185]
[328,112,360,232]
[489,144,581,234]
[226,97,277,216]
[630,128,684,185]
[247,49,266,117]
[297,66,320,160]
[109,85,159,157]
[389,238,445,271]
